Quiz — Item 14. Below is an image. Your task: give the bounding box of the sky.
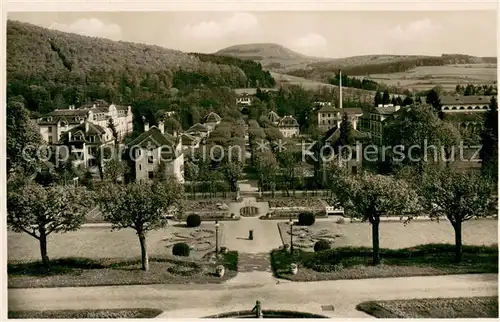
[7,11,497,58]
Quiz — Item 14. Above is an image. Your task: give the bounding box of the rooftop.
[127,126,177,148]
[441,95,493,106]
[278,115,299,127]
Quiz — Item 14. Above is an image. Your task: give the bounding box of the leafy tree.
[374,90,382,106]
[382,90,390,105]
[277,151,297,196]
[254,150,278,192]
[7,184,92,267]
[7,100,43,174]
[425,88,443,119]
[420,167,493,262]
[480,97,498,181]
[221,160,243,200]
[184,161,199,197]
[329,168,420,264]
[97,180,184,270]
[103,158,128,183]
[402,95,414,106]
[384,103,460,172]
[163,116,182,135]
[107,118,119,145]
[335,113,355,156]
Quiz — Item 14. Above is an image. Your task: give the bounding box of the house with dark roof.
[32,100,133,144]
[268,111,281,125]
[127,121,184,183]
[317,105,363,131]
[181,132,201,150]
[358,104,403,145]
[186,123,210,138]
[322,124,371,175]
[277,115,300,138]
[204,112,222,131]
[58,121,108,170]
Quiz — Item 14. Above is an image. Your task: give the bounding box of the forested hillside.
[6,20,275,116]
[190,53,275,88]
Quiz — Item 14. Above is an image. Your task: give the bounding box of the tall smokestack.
[339,69,343,109]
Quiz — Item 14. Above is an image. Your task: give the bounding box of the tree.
[382,90,390,105]
[7,184,92,267]
[420,167,493,262]
[221,160,243,200]
[374,90,382,106]
[335,113,355,156]
[107,118,119,146]
[7,100,43,174]
[425,88,442,119]
[97,180,184,271]
[164,116,182,135]
[277,151,297,196]
[254,150,278,192]
[329,168,420,264]
[480,97,498,181]
[384,103,460,172]
[402,96,414,106]
[184,161,199,198]
[103,158,128,183]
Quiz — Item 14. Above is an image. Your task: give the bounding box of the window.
[148,155,154,164]
[139,164,142,171]
[48,136,53,143]
[352,166,357,175]
[328,114,331,117]
[48,126,52,132]
[148,171,154,179]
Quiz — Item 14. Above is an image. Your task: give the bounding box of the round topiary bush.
[298,212,315,226]
[186,214,201,227]
[314,240,331,252]
[172,242,190,256]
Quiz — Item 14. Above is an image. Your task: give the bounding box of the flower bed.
[268,198,325,210]
[185,200,230,212]
[260,210,327,220]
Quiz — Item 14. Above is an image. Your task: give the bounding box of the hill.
[215,43,328,71]
[6,20,275,114]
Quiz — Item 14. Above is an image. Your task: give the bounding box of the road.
[8,274,498,318]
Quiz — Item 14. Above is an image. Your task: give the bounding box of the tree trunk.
[371,219,380,265]
[39,230,50,268]
[452,220,463,263]
[138,231,149,271]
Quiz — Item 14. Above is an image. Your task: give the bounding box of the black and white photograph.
[4,2,499,319]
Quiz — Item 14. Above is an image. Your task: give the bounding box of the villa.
[277,115,300,138]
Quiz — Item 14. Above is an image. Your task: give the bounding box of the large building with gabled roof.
[278,115,300,138]
[32,100,133,144]
[127,121,184,183]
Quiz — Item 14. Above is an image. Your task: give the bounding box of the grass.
[356,296,499,318]
[8,251,238,288]
[8,308,163,319]
[270,244,498,281]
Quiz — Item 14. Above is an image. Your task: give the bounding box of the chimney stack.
[158,120,165,134]
[339,69,343,109]
[144,122,150,132]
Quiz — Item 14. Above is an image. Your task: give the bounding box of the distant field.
[362,64,497,91]
[271,72,375,99]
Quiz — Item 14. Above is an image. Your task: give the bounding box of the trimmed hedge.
[186,214,201,227]
[314,240,331,252]
[172,243,190,257]
[298,212,315,226]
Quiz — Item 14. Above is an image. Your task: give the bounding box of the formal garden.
[8,212,238,288]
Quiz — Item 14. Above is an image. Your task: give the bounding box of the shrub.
[314,240,331,252]
[298,212,315,226]
[172,243,190,257]
[186,214,201,227]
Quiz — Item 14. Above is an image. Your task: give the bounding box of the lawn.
[8,251,238,288]
[8,222,225,262]
[276,220,498,250]
[270,244,498,281]
[8,308,163,319]
[356,296,498,318]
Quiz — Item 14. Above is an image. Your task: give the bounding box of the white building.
[33,100,133,144]
[127,121,184,183]
[204,112,222,131]
[440,95,490,113]
[278,115,300,138]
